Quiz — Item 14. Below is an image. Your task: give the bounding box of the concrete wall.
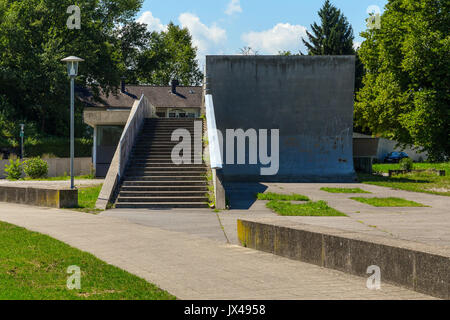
[205,55,356,182]
[238,219,449,299]
[0,186,78,208]
[0,158,92,179]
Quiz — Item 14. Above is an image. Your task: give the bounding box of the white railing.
[205,94,223,169]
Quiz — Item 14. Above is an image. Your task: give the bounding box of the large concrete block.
[206,55,356,182]
[415,252,449,299]
[323,235,352,272]
[0,186,77,209]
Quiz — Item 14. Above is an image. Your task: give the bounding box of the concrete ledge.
[0,186,77,208]
[237,219,449,299]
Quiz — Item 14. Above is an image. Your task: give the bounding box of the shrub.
[4,159,23,180]
[399,158,414,171]
[23,157,48,179]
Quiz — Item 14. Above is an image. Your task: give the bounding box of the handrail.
[118,94,150,179]
[205,94,223,169]
[96,94,151,209]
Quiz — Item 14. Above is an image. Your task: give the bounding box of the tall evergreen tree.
[302,0,355,55]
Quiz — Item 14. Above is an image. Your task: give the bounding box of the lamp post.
[19,124,25,160]
[61,56,84,189]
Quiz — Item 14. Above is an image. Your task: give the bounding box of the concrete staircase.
[115,118,209,209]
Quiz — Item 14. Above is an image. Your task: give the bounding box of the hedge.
[1,137,93,158]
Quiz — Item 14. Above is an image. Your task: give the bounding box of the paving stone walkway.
[0,202,435,300]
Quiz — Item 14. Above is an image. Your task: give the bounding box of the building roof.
[79,85,203,109]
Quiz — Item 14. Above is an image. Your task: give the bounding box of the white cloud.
[137,11,167,32]
[178,13,227,63]
[241,23,308,54]
[353,42,362,50]
[225,0,242,15]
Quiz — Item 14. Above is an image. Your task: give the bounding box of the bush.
[23,157,48,179]
[4,159,23,180]
[399,158,414,171]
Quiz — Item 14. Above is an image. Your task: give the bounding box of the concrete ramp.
[205,55,356,182]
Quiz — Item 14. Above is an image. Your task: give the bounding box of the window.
[97,126,124,147]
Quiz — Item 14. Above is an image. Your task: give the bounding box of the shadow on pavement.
[224,183,268,210]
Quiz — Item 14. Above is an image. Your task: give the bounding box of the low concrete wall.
[0,158,92,179]
[238,219,449,299]
[0,186,78,208]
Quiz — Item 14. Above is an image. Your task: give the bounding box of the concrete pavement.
[0,201,436,300]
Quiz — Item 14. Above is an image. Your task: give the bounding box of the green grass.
[257,192,310,201]
[72,185,103,214]
[359,172,449,197]
[320,187,371,194]
[266,200,347,216]
[350,197,427,207]
[359,162,450,197]
[372,162,450,174]
[0,221,175,300]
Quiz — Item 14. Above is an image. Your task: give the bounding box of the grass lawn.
[372,162,450,174]
[320,187,371,194]
[256,192,310,201]
[72,185,103,214]
[266,200,347,217]
[0,221,175,300]
[359,172,449,197]
[350,197,427,207]
[359,162,450,197]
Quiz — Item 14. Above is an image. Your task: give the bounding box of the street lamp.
[61,56,84,189]
[19,124,25,160]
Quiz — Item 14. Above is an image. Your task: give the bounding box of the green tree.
[355,0,449,161]
[302,0,355,55]
[0,0,143,139]
[137,23,203,86]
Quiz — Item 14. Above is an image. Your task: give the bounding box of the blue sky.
[137,0,387,61]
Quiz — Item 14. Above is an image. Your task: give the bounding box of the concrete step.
[127,167,207,172]
[129,163,205,167]
[130,157,197,161]
[125,171,206,177]
[117,196,209,203]
[124,176,206,181]
[131,154,202,157]
[122,181,207,186]
[115,202,209,209]
[120,186,208,192]
[119,191,208,197]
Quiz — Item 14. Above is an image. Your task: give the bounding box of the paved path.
[0,202,435,300]
[221,182,450,248]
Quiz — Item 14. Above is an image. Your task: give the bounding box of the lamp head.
[61,56,84,77]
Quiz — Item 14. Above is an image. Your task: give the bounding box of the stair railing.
[205,94,223,170]
[96,94,151,209]
[205,94,226,209]
[118,95,151,179]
